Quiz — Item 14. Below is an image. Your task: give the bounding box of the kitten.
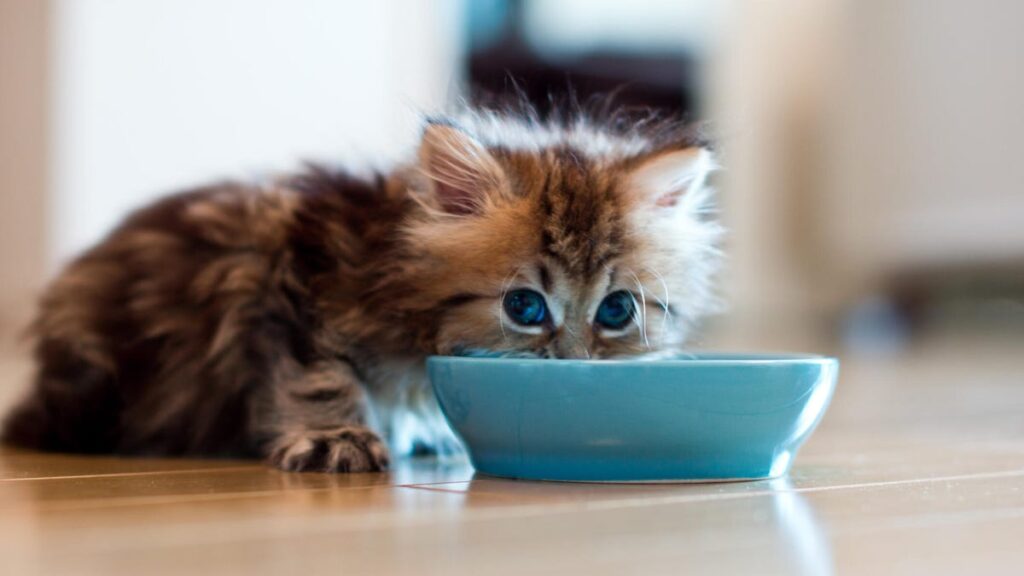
[1,107,722,472]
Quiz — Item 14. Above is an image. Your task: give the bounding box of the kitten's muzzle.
[550,335,592,359]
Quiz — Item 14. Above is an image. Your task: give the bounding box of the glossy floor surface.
[1,336,1022,575]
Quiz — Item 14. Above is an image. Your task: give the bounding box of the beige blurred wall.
[707,0,845,350]
[822,0,1024,278]
[707,0,1024,351]
[0,0,49,354]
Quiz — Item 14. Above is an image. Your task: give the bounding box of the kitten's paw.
[268,426,390,473]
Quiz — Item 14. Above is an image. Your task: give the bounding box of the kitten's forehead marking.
[534,258,616,324]
[535,148,626,281]
[537,262,552,293]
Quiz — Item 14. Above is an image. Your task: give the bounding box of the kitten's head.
[402,110,721,359]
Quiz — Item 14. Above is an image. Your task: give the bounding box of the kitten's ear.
[417,121,504,215]
[625,147,715,209]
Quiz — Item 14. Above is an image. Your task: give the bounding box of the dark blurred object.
[466,0,698,118]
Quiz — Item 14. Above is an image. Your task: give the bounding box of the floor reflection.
[766,478,834,576]
[456,474,834,575]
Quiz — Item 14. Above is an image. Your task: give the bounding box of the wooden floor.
[2,336,1023,575]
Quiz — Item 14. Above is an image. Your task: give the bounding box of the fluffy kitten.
[1,107,721,472]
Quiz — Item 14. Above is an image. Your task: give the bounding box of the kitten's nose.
[551,334,591,359]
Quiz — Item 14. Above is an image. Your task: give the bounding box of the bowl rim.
[427,352,838,368]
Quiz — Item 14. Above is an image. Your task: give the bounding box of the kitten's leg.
[263,360,389,473]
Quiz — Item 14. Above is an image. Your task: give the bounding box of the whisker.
[643,265,673,347]
[497,265,528,343]
[625,268,650,350]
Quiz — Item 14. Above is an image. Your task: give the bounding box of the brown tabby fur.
[2,107,721,472]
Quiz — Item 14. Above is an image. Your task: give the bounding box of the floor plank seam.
[7,468,1024,516]
[0,466,264,482]
[9,480,476,512]
[397,468,1024,514]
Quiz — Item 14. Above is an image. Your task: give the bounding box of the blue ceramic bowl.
[428,353,838,482]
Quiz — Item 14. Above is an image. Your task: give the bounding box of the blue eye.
[596,291,635,329]
[503,289,547,326]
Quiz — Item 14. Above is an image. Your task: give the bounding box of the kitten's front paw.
[268,426,390,473]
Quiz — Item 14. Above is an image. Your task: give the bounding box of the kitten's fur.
[2,107,721,472]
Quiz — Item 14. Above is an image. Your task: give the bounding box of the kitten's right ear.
[624,146,716,210]
[417,120,504,216]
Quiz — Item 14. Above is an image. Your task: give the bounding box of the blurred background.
[2,0,1023,405]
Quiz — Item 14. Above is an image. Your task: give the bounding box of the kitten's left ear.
[417,120,505,216]
[625,147,716,209]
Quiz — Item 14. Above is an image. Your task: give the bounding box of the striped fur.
[2,107,721,472]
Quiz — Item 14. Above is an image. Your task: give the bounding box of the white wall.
[51,0,464,265]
